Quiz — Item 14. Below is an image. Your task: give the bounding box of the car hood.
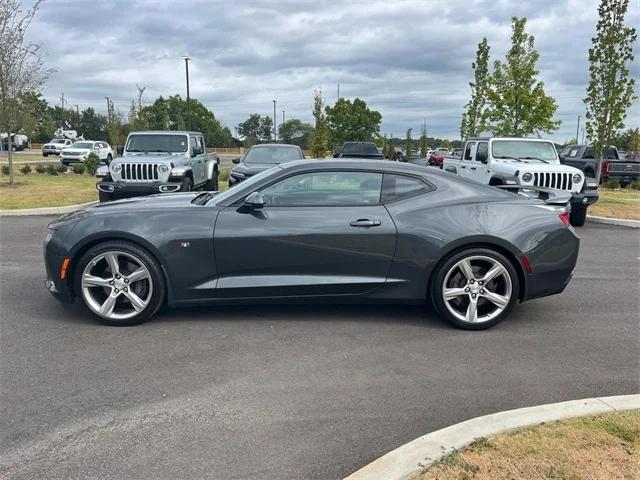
[493,160,581,174]
[116,153,180,163]
[232,163,278,176]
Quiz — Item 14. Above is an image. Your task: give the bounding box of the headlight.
[232,171,246,178]
[572,173,582,183]
[158,164,170,173]
[521,172,533,182]
[111,163,122,172]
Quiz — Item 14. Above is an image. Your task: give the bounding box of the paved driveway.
[1,216,638,479]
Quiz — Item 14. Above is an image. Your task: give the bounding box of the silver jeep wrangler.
[96,131,219,202]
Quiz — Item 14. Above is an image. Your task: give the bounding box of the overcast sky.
[29,0,639,142]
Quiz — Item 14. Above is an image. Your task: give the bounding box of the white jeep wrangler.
[442,137,599,226]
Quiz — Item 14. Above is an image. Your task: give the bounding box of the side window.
[568,147,579,157]
[190,136,198,155]
[583,148,595,159]
[464,142,476,160]
[381,174,432,202]
[198,136,205,152]
[261,171,382,206]
[475,142,488,162]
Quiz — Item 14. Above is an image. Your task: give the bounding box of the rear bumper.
[97,180,183,198]
[522,227,580,301]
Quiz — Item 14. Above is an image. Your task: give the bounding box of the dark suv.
[229,144,304,187]
[559,145,639,186]
[334,142,384,159]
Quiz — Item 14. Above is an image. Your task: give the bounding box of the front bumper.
[43,150,61,155]
[61,157,86,164]
[228,174,247,187]
[570,189,599,209]
[44,233,75,304]
[97,180,183,198]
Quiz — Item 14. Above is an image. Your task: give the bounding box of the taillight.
[601,160,610,175]
[559,212,570,227]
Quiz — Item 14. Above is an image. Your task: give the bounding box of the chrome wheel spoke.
[443,287,467,300]
[83,274,111,287]
[105,252,120,275]
[98,293,118,317]
[123,290,146,312]
[482,262,506,283]
[483,290,509,309]
[127,267,149,284]
[465,298,478,323]
[458,259,475,281]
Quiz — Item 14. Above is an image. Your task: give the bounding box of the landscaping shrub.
[72,163,86,175]
[630,180,640,190]
[84,153,100,175]
[35,164,47,174]
[20,164,32,175]
[56,164,68,173]
[1,165,10,175]
[219,166,230,182]
[602,179,620,190]
[46,164,58,176]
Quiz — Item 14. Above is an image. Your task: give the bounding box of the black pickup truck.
[558,145,639,186]
[334,142,384,160]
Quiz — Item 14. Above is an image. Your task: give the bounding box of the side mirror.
[477,152,488,164]
[243,191,264,209]
[232,157,241,164]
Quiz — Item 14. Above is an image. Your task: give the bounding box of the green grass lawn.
[0,173,98,209]
[590,188,640,220]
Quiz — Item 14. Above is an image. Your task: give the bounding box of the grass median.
[418,409,639,480]
[589,188,640,220]
[0,173,98,209]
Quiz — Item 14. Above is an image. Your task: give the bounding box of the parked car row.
[558,144,639,186]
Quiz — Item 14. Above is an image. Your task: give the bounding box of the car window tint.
[464,142,475,160]
[261,171,382,206]
[382,174,431,202]
[475,142,488,162]
[583,148,594,159]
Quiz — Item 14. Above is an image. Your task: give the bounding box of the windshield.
[126,134,188,153]
[244,146,301,165]
[491,140,558,162]
[211,167,277,204]
[71,142,94,149]
[51,139,66,144]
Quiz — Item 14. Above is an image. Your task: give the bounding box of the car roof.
[278,158,448,177]
[250,143,300,148]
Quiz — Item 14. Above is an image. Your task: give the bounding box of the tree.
[405,128,413,160]
[486,17,560,137]
[584,0,637,183]
[419,121,428,158]
[310,90,330,157]
[0,0,52,184]
[80,107,107,141]
[460,38,491,139]
[237,114,273,146]
[278,119,313,148]
[626,128,640,152]
[106,100,126,147]
[128,85,149,131]
[324,97,382,147]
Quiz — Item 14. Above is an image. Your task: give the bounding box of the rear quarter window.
[382,173,433,203]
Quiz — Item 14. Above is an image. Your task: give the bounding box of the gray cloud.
[29,0,639,141]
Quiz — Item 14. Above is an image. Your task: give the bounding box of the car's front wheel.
[204,171,219,191]
[74,241,165,326]
[570,206,587,227]
[432,248,519,330]
[180,177,193,192]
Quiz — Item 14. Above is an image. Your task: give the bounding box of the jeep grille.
[533,172,573,191]
[121,163,160,182]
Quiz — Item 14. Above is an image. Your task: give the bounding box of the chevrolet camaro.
[44,160,579,329]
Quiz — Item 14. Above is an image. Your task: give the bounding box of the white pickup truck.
[442,137,599,226]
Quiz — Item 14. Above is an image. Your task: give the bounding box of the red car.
[427,152,446,168]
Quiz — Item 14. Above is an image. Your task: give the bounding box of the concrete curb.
[587,215,640,228]
[344,394,640,480]
[0,201,97,217]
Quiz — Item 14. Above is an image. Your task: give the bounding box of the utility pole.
[75,105,80,130]
[282,110,285,125]
[273,99,277,141]
[337,83,340,100]
[576,114,580,144]
[183,56,192,130]
[105,97,111,123]
[60,92,65,109]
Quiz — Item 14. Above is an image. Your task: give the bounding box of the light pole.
[75,105,80,130]
[282,110,285,125]
[105,97,111,123]
[576,114,580,144]
[183,56,192,131]
[273,99,277,141]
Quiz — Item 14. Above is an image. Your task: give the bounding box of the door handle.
[470,167,477,170]
[461,165,466,169]
[350,219,381,227]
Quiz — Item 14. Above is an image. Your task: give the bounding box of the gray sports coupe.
[44,160,579,329]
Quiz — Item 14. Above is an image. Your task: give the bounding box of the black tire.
[431,247,520,330]
[61,161,68,166]
[43,153,48,157]
[584,169,595,178]
[98,190,113,203]
[180,176,193,192]
[73,241,165,326]
[204,171,219,191]
[570,205,587,227]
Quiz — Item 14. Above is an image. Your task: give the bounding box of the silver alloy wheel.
[81,250,153,320]
[442,255,513,324]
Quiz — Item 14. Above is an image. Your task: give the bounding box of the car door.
[459,141,476,180]
[471,141,491,183]
[213,170,397,298]
[190,135,204,184]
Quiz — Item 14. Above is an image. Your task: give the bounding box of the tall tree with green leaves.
[460,38,491,139]
[487,17,560,137]
[584,0,637,183]
[237,113,273,146]
[324,97,382,147]
[405,128,413,160]
[419,120,428,158]
[310,90,330,157]
[278,119,313,148]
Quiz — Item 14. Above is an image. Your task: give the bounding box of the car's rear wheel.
[432,248,519,330]
[74,241,165,326]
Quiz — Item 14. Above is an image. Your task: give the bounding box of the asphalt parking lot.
[1,216,638,480]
